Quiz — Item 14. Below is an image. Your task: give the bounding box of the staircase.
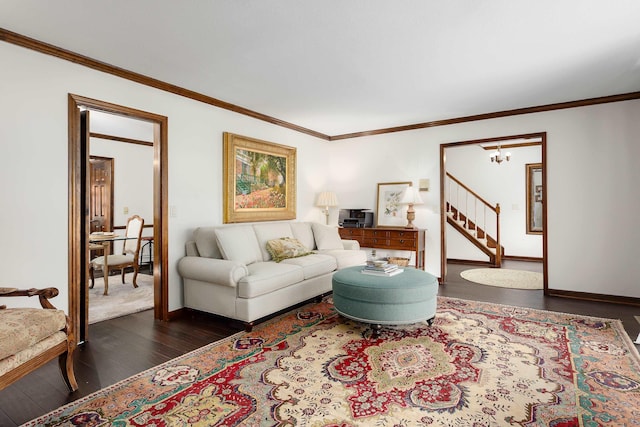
[446,172,503,267]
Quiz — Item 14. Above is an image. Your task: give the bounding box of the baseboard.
[447,259,493,266]
[167,308,185,320]
[448,257,543,264]
[546,288,640,307]
[502,255,543,262]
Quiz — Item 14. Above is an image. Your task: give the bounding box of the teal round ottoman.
[332,265,438,328]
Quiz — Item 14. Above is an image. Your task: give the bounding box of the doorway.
[439,132,547,290]
[88,128,154,323]
[68,94,169,343]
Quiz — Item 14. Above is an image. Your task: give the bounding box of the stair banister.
[448,179,452,214]
[465,192,469,228]
[483,205,487,241]
[445,172,502,267]
[473,198,478,235]
[447,173,496,211]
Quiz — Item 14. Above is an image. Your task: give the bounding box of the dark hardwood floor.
[2,261,639,426]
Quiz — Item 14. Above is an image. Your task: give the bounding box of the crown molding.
[329,91,640,140]
[3,27,640,142]
[0,28,330,141]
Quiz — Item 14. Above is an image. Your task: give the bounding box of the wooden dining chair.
[90,215,145,290]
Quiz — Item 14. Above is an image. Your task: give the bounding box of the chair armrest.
[0,287,59,309]
[177,257,249,288]
[341,239,361,251]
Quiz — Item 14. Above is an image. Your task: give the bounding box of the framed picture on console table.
[223,132,296,223]
[376,181,411,227]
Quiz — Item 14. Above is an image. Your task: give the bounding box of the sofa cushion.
[215,226,263,265]
[281,253,337,279]
[0,308,66,360]
[317,248,367,269]
[290,222,316,250]
[239,262,305,298]
[311,223,344,250]
[194,227,222,259]
[266,237,313,262]
[253,222,294,261]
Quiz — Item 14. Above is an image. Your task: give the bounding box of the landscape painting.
[223,132,296,223]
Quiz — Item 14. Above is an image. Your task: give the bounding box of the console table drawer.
[339,228,364,238]
[367,230,390,238]
[364,238,390,247]
[388,238,416,249]
[388,230,413,239]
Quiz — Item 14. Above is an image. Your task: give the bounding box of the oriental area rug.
[25,297,640,426]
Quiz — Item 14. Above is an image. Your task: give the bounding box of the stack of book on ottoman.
[361,260,404,277]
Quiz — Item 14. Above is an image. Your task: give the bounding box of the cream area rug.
[460,268,543,290]
[89,272,154,324]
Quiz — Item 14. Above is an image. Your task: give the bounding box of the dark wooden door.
[89,157,114,233]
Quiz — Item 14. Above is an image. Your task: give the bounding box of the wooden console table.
[338,227,426,269]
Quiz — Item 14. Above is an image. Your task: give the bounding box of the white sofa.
[178,221,367,329]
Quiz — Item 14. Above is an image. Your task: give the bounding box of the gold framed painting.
[376,181,411,227]
[223,132,296,223]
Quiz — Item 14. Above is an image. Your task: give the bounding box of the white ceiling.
[2,1,640,136]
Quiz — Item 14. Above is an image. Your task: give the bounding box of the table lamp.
[399,186,423,228]
[316,191,338,225]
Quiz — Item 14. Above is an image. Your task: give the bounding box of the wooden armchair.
[90,214,144,293]
[0,287,78,392]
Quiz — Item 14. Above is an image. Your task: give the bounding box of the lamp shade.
[316,191,338,207]
[399,186,424,205]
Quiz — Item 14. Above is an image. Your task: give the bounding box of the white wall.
[0,42,328,311]
[327,100,640,298]
[1,40,639,315]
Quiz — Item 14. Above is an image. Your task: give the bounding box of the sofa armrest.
[177,257,249,288]
[341,239,361,251]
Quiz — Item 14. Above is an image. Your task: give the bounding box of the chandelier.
[490,145,511,164]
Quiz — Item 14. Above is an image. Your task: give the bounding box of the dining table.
[89,232,135,295]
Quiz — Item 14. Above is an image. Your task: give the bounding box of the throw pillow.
[215,226,263,265]
[253,222,295,261]
[266,237,313,263]
[194,227,222,258]
[311,223,344,250]
[290,222,316,250]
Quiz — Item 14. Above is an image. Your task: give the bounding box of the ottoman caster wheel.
[427,317,435,326]
[370,324,382,338]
